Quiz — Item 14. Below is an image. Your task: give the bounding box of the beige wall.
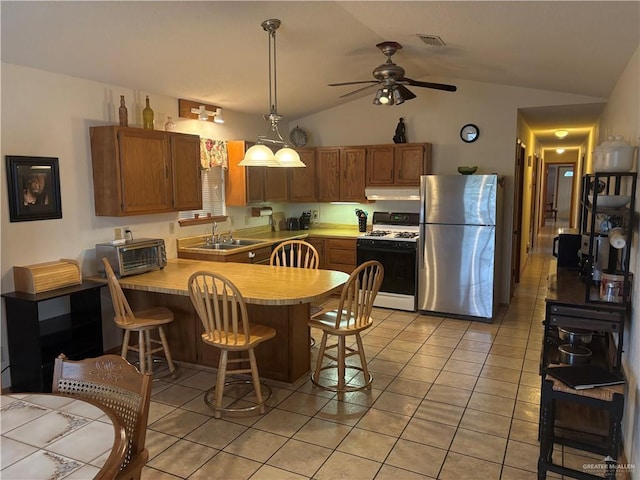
[597,44,640,470]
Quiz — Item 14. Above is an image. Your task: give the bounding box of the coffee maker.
[578,233,610,284]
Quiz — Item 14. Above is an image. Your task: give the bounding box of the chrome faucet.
[211,221,218,244]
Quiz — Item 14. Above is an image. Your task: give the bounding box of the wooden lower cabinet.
[325,238,357,273]
[306,237,326,269]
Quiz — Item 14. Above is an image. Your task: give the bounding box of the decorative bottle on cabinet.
[118,95,128,127]
[143,95,154,129]
[164,116,176,132]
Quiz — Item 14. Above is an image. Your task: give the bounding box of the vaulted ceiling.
[3,1,638,148]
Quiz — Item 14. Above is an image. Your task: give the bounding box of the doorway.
[510,140,526,297]
[544,163,575,226]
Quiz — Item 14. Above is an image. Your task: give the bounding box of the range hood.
[365,187,420,201]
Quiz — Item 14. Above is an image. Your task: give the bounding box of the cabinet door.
[340,147,366,202]
[246,167,265,203]
[118,129,172,214]
[170,133,202,210]
[395,144,429,185]
[366,146,395,185]
[326,238,357,273]
[317,148,341,202]
[264,167,288,201]
[289,148,317,202]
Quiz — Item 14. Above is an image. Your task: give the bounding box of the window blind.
[178,167,226,220]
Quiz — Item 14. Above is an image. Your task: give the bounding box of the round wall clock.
[460,124,480,143]
[289,126,308,147]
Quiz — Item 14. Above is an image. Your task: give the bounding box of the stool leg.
[157,326,176,374]
[214,351,228,419]
[138,331,146,374]
[337,336,346,397]
[313,333,328,381]
[354,333,371,390]
[144,330,153,374]
[121,330,130,359]
[248,349,265,414]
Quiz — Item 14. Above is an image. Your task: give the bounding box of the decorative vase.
[118,95,128,127]
[142,95,154,129]
[164,116,176,132]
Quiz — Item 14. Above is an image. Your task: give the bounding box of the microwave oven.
[96,238,167,277]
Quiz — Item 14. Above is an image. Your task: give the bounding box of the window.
[178,166,226,220]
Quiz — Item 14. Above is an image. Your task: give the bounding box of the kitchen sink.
[197,243,243,250]
[229,239,265,246]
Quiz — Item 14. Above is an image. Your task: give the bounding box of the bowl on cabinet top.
[587,195,631,208]
[457,166,478,175]
[594,136,636,172]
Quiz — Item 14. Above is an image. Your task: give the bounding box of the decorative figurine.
[393,117,407,144]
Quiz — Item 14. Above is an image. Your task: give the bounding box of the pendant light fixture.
[239,19,305,168]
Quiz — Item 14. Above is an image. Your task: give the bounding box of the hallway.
[139,224,607,479]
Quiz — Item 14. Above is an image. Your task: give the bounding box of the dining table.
[1,393,127,480]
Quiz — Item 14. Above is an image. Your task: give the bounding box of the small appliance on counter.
[553,228,581,269]
[355,209,368,232]
[286,217,300,230]
[96,238,166,277]
[299,211,312,230]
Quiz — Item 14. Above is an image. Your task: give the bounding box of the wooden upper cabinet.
[170,133,202,210]
[226,140,287,205]
[365,143,432,187]
[317,147,341,202]
[317,147,366,202]
[341,147,367,202]
[90,126,201,216]
[366,145,395,185]
[288,148,317,202]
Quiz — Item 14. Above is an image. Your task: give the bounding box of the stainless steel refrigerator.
[418,174,502,320]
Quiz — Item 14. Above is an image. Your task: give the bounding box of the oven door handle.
[357,246,416,255]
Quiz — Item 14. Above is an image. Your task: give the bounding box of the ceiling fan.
[328,41,457,105]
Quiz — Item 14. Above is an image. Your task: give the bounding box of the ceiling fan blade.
[396,85,416,100]
[328,80,378,87]
[404,78,457,92]
[338,83,380,99]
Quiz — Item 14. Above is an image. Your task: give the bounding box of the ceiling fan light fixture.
[392,88,404,105]
[373,89,383,105]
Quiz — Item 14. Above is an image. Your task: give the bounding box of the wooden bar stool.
[188,271,276,419]
[308,260,384,399]
[538,375,624,480]
[102,258,178,379]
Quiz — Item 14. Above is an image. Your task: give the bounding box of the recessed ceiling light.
[555,130,569,139]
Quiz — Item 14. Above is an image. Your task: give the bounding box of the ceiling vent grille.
[417,34,446,47]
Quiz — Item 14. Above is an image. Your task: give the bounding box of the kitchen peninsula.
[115,259,349,384]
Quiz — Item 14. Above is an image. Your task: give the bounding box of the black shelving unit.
[579,172,637,304]
[2,281,104,392]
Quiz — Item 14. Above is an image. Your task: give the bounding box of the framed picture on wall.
[6,155,62,222]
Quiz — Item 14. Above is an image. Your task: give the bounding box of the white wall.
[597,45,640,472]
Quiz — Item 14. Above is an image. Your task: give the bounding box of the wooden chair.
[270,239,320,269]
[52,353,152,480]
[270,240,323,345]
[309,260,384,398]
[102,258,177,378]
[187,271,276,419]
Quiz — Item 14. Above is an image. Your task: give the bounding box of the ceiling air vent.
[417,34,446,47]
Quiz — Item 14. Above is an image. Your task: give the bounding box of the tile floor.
[141,225,618,479]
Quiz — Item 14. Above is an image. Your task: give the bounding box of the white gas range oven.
[356,212,419,311]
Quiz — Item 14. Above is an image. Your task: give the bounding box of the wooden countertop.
[115,258,349,306]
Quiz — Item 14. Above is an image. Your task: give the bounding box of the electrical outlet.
[312,210,319,224]
[114,228,122,240]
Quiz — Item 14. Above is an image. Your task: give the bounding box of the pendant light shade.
[240,144,281,167]
[239,18,305,168]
